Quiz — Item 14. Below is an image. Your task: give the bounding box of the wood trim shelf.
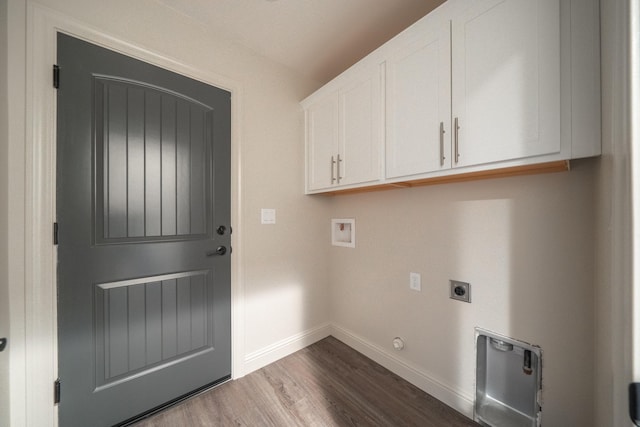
[316,160,571,196]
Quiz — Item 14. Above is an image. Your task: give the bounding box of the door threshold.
[114,375,232,427]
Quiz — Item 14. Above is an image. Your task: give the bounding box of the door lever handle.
[207,246,227,256]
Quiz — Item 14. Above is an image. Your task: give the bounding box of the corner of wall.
[242,323,331,376]
[595,0,634,425]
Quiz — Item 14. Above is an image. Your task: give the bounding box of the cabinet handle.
[331,156,336,184]
[439,121,445,166]
[454,117,460,164]
[337,154,343,183]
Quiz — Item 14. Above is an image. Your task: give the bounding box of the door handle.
[207,246,227,256]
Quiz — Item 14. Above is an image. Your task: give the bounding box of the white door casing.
[19,4,245,426]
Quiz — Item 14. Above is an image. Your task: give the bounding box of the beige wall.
[329,160,597,425]
[0,1,10,425]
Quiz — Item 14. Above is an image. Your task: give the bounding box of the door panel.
[57,33,231,427]
[93,271,211,390]
[94,77,211,242]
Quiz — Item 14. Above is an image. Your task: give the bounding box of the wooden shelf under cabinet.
[314,160,570,196]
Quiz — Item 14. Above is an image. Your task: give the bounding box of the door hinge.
[53,222,59,245]
[631,383,640,426]
[53,65,60,89]
[54,378,61,404]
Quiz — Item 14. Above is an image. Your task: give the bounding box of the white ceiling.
[154,0,444,84]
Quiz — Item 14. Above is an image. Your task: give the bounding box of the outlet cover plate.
[450,280,471,303]
[261,208,276,224]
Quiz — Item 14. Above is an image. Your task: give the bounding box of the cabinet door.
[306,93,339,191]
[339,68,382,186]
[386,19,451,179]
[451,0,560,167]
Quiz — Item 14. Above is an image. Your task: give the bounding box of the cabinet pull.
[454,117,460,164]
[331,156,336,184]
[439,122,445,166]
[337,154,343,183]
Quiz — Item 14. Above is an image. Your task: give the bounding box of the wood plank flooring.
[134,336,479,426]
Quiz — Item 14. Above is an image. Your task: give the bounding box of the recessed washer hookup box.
[475,328,542,427]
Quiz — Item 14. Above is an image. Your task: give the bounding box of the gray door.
[56,33,231,427]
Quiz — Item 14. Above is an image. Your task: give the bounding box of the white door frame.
[631,0,640,388]
[21,4,244,425]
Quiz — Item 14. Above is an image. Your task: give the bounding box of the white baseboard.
[240,322,473,419]
[242,322,332,375]
[330,323,474,419]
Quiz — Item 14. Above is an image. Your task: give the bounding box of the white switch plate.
[409,272,421,291]
[261,208,276,224]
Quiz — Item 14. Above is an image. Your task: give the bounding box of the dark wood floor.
[134,336,479,426]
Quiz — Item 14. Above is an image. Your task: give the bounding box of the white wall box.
[331,218,356,248]
[302,0,600,195]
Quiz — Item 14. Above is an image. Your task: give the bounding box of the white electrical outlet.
[409,272,421,291]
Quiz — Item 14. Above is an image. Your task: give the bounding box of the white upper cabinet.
[386,18,451,179]
[451,0,561,167]
[304,65,383,192]
[306,92,339,191]
[302,0,600,194]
